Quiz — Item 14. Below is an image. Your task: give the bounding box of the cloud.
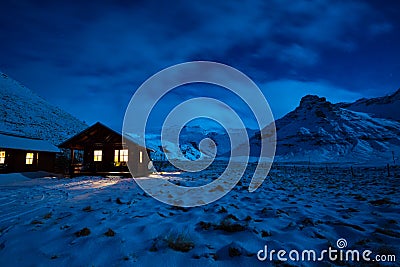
[0,0,397,130]
[369,22,393,35]
[278,44,319,66]
[1,0,387,74]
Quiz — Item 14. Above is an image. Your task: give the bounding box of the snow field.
[0,165,398,266]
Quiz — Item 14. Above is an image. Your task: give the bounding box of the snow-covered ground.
[0,165,399,266]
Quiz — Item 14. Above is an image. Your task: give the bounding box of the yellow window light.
[26,153,34,164]
[94,150,102,161]
[0,151,5,164]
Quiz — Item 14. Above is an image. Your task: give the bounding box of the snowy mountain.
[127,131,203,162]
[338,88,400,122]
[255,95,400,164]
[141,90,400,164]
[0,72,87,145]
[129,124,257,161]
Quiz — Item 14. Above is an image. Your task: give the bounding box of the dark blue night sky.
[1,0,399,130]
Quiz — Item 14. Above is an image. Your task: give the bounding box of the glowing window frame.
[94,150,102,162]
[114,149,128,163]
[0,151,5,164]
[26,153,34,165]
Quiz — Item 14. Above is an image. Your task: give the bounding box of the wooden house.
[0,131,59,173]
[58,122,152,177]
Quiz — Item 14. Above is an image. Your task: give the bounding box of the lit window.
[139,151,143,163]
[94,150,102,161]
[26,153,34,164]
[114,150,119,163]
[114,149,128,163]
[120,149,128,162]
[0,151,5,164]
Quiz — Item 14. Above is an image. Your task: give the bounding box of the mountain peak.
[255,91,400,164]
[299,95,331,109]
[300,95,328,106]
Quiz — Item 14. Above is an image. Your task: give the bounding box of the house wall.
[83,144,123,172]
[127,145,151,177]
[0,148,56,173]
[38,152,56,172]
[70,143,151,177]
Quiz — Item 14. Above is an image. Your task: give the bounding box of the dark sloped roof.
[58,122,150,151]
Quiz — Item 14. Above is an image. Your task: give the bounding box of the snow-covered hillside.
[338,88,400,122]
[256,95,400,164]
[0,72,87,145]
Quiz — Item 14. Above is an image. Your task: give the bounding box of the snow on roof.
[0,132,60,153]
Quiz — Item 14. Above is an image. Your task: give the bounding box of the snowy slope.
[255,95,400,164]
[129,125,257,161]
[0,72,87,145]
[338,88,400,122]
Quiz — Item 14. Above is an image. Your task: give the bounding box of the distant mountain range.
[128,124,257,161]
[338,88,400,122]
[143,88,400,164]
[0,72,87,145]
[255,89,400,164]
[1,70,399,164]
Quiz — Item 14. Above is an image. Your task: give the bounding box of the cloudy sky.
[1,0,399,131]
